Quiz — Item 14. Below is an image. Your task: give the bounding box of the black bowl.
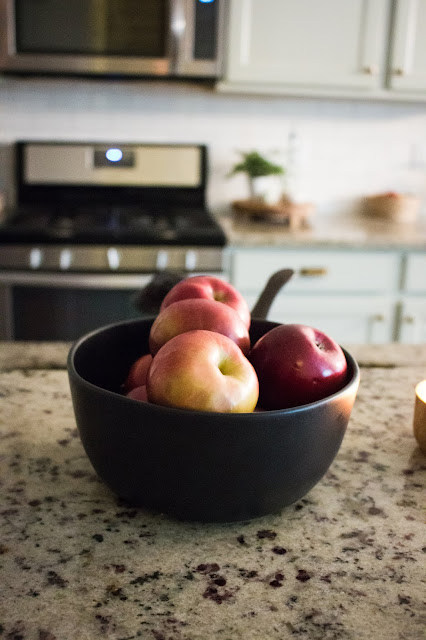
[67,317,360,523]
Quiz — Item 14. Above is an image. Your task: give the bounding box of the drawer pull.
[299,267,328,277]
[362,65,378,75]
[403,316,415,324]
[372,314,385,322]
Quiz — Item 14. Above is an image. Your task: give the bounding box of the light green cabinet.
[220,0,426,98]
[398,251,426,342]
[230,247,426,344]
[389,0,426,94]
[224,0,388,91]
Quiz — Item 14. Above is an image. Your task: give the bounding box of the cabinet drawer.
[404,253,426,292]
[233,250,400,293]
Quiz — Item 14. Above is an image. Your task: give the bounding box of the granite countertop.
[219,213,426,249]
[1,343,425,640]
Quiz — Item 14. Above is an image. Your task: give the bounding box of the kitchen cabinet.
[230,247,425,344]
[398,251,426,342]
[389,0,426,93]
[223,0,388,91]
[219,0,426,99]
[403,252,426,292]
[398,298,426,343]
[246,293,395,344]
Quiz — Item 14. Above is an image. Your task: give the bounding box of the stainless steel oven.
[0,141,227,340]
[0,0,224,78]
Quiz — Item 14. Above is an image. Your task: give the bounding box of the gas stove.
[0,141,226,273]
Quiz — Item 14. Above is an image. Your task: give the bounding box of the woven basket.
[363,193,420,223]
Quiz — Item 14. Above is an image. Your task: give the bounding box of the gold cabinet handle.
[403,315,415,324]
[393,68,405,76]
[372,314,385,322]
[299,267,328,277]
[362,65,378,75]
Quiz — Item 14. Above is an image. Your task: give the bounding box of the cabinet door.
[403,252,426,292]
[389,0,426,92]
[225,0,388,89]
[398,299,426,343]
[244,294,395,345]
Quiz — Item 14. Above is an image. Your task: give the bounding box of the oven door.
[0,272,153,341]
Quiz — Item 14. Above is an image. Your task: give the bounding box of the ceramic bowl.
[67,317,360,523]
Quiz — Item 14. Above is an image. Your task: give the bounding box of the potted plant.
[229,151,285,204]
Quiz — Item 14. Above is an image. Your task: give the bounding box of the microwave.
[0,0,225,79]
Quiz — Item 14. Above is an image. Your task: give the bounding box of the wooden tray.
[232,197,315,230]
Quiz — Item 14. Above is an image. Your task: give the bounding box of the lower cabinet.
[230,247,425,345]
[398,298,426,343]
[244,294,395,345]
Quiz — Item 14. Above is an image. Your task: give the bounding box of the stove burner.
[0,204,226,247]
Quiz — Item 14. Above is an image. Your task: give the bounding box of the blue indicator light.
[199,0,214,3]
[105,148,123,162]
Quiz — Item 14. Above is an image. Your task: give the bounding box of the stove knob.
[29,248,43,269]
[185,250,197,271]
[59,249,72,270]
[107,248,121,271]
[156,250,169,270]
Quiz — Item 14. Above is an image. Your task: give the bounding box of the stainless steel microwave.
[0,0,225,78]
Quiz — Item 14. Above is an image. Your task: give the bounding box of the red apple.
[149,298,250,356]
[123,353,153,392]
[126,385,148,402]
[249,324,348,410]
[160,275,251,329]
[146,330,259,413]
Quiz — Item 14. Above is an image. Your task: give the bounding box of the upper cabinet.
[389,0,426,93]
[219,0,426,99]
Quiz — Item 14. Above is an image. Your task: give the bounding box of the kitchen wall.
[1,77,426,219]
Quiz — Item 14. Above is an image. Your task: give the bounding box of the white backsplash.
[1,77,426,218]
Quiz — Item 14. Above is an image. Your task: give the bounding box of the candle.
[414,380,426,454]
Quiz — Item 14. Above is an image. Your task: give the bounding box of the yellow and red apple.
[149,298,250,356]
[123,353,153,392]
[146,329,259,413]
[160,275,251,328]
[126,385,148,402]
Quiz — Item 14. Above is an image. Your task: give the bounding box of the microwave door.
[0,0,173,77]
[172,0,224,78]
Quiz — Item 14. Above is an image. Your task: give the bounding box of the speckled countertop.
[0,343,425,640]
[220,213,426,249]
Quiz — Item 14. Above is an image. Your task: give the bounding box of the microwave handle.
[169,0,187,73]
[170,0,224,77]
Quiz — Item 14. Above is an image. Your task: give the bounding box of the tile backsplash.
[1,77,426,218]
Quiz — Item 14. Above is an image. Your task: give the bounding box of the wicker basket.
[362,193,420,223]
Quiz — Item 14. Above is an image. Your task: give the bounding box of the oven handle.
[0,272,154,289]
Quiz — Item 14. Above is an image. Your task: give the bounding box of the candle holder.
[414,380,426,454]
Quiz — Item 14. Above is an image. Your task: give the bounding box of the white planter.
[250,175,282,204]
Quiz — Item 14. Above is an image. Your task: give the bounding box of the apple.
[123,353,153,392]
[146,329,259,413]
[249,323,348,410]
[149,298,250,356]
[160,275,251,329]
[383,191,400,198]
[126,385,148,402]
